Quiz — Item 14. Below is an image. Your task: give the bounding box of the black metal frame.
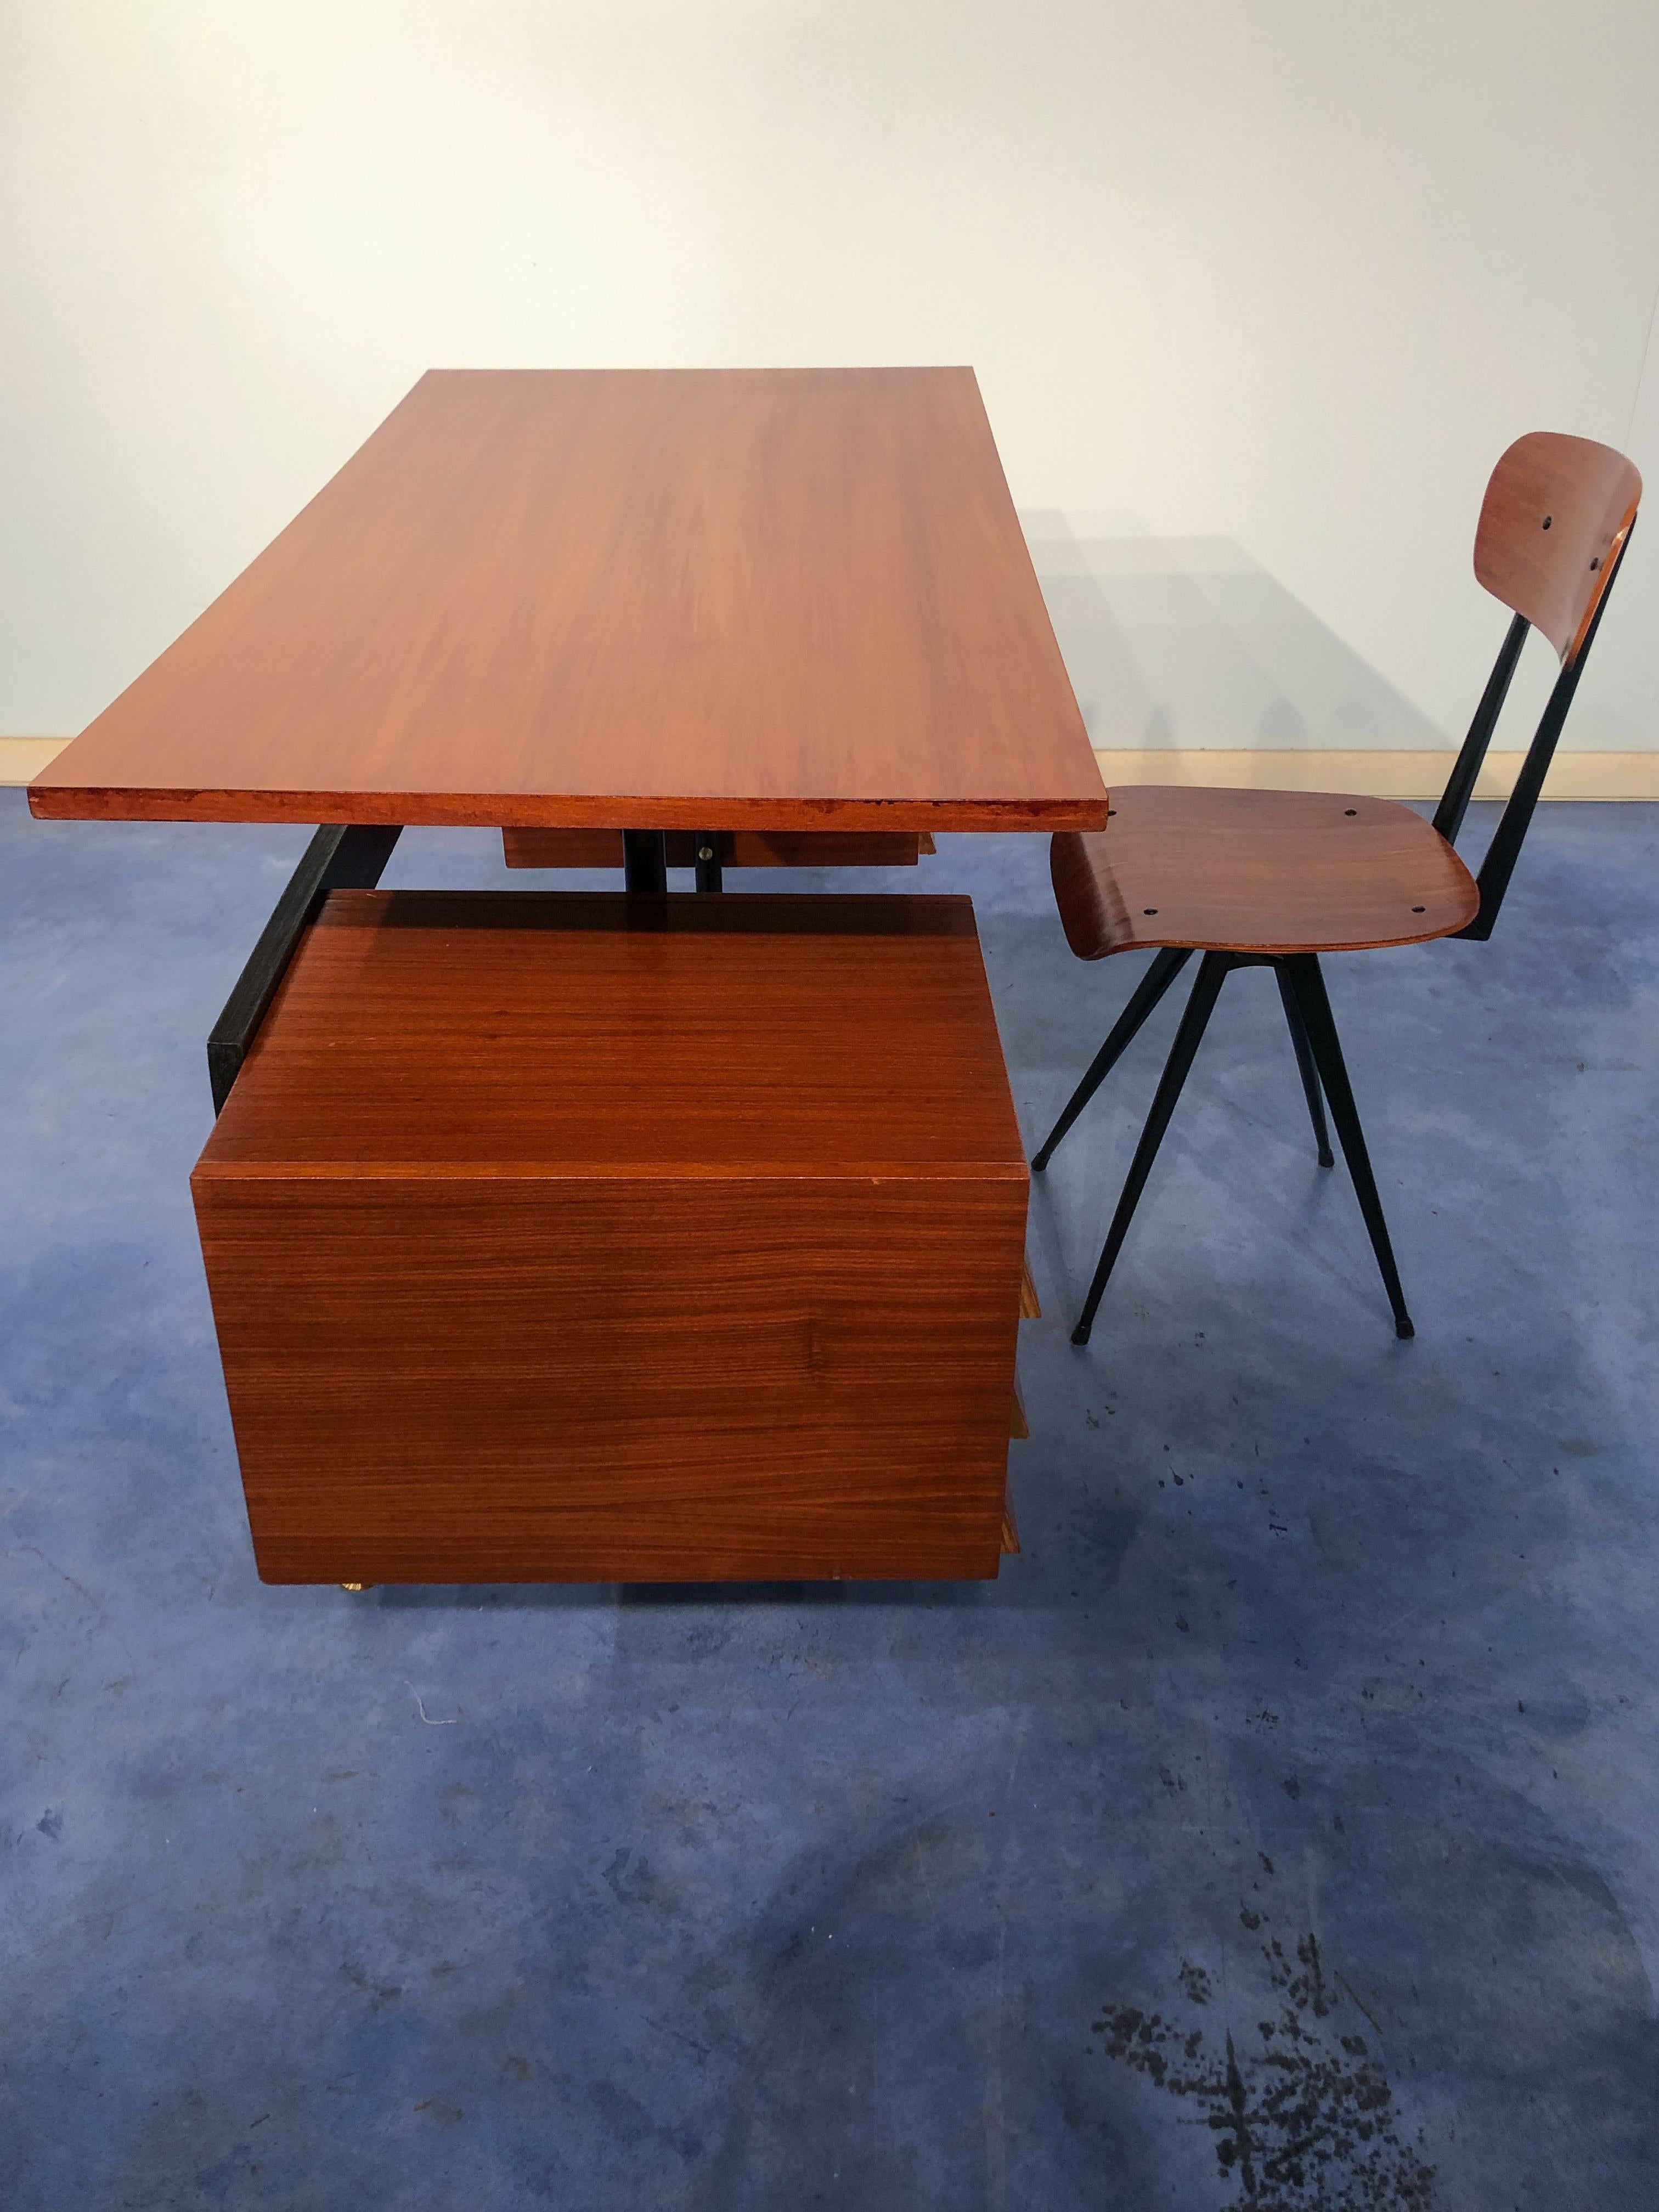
[1036,518,1637,1344]
[207,825,401,1115]
[622,828,727,892]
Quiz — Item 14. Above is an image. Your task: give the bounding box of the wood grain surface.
[32,369,1105,833]
[200,890,1028,1173]
[1049,785,1479,960]
[191,890,1030,1583]
[1474,431,1641,664]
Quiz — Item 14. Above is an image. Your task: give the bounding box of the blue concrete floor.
[3,789,1657,2209]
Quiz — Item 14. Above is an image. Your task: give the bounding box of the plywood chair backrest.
[1438,431,1640,939]
[1474,432,1641,665]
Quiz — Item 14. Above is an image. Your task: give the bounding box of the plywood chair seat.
[1051,786,1479,961]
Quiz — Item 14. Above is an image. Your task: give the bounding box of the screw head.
[1344,808,1357,816]
[1412,905,1426,914]
[1542,514,1553,529]
[1590,556,1601,572]
[1143,907,1158,916]
[698,844,714,860]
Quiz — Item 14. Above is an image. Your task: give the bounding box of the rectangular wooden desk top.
[31,368,1106,833]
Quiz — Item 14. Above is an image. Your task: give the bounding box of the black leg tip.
[1317,1147,1335,1168]
[1031,1152,1051,1174]
[1070,1322,1092,1347]
[1395,1317,1415,1340]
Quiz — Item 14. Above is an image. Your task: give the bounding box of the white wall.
[4,1,1657,755]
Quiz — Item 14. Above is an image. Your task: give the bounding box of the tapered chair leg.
[1280,955,1414,1340]
[1033,947,1193,1172]
[1071,951,1231,1345]
[1274,963,1334,1167]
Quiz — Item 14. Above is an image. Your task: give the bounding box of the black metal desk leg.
[207,824,402,1115]
[622,831,668,893]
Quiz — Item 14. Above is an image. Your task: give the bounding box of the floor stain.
[1093,1934,1436,2208]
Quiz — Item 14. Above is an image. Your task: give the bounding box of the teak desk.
[33,368,1108,1585]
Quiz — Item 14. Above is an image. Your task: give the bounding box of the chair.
[1035,432,1641,1345]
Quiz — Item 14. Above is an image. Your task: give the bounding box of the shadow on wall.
[1022,511,1449,754]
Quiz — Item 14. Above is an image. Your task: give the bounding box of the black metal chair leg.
[1071,951,1231,1345]
[1281,955,1415,1340]
[1274,962,1334,1167]
[1033,947,1193,1172]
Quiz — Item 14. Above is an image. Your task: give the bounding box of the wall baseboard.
[1,738,76,784]
[5,735,1658,802]
[1088,748,1659,800]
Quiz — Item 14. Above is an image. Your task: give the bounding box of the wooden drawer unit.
[192,890,1030,1584]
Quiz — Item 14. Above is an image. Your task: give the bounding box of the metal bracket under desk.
[620,829,725,893]
[207,825,403,1116]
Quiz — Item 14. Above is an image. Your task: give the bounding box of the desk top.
[31,368,1105,832]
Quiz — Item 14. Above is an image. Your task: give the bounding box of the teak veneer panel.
[32,369,1105,833]
[191,891,1030,1584]
[201,890,1028,1174]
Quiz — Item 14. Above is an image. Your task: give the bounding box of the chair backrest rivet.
[1412,905,1426,912]
[1143,907,1158,915]
[1542,515,1552,528]
[1344,808,1357,816]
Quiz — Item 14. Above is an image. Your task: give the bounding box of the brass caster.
[340,1582,372,1593]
